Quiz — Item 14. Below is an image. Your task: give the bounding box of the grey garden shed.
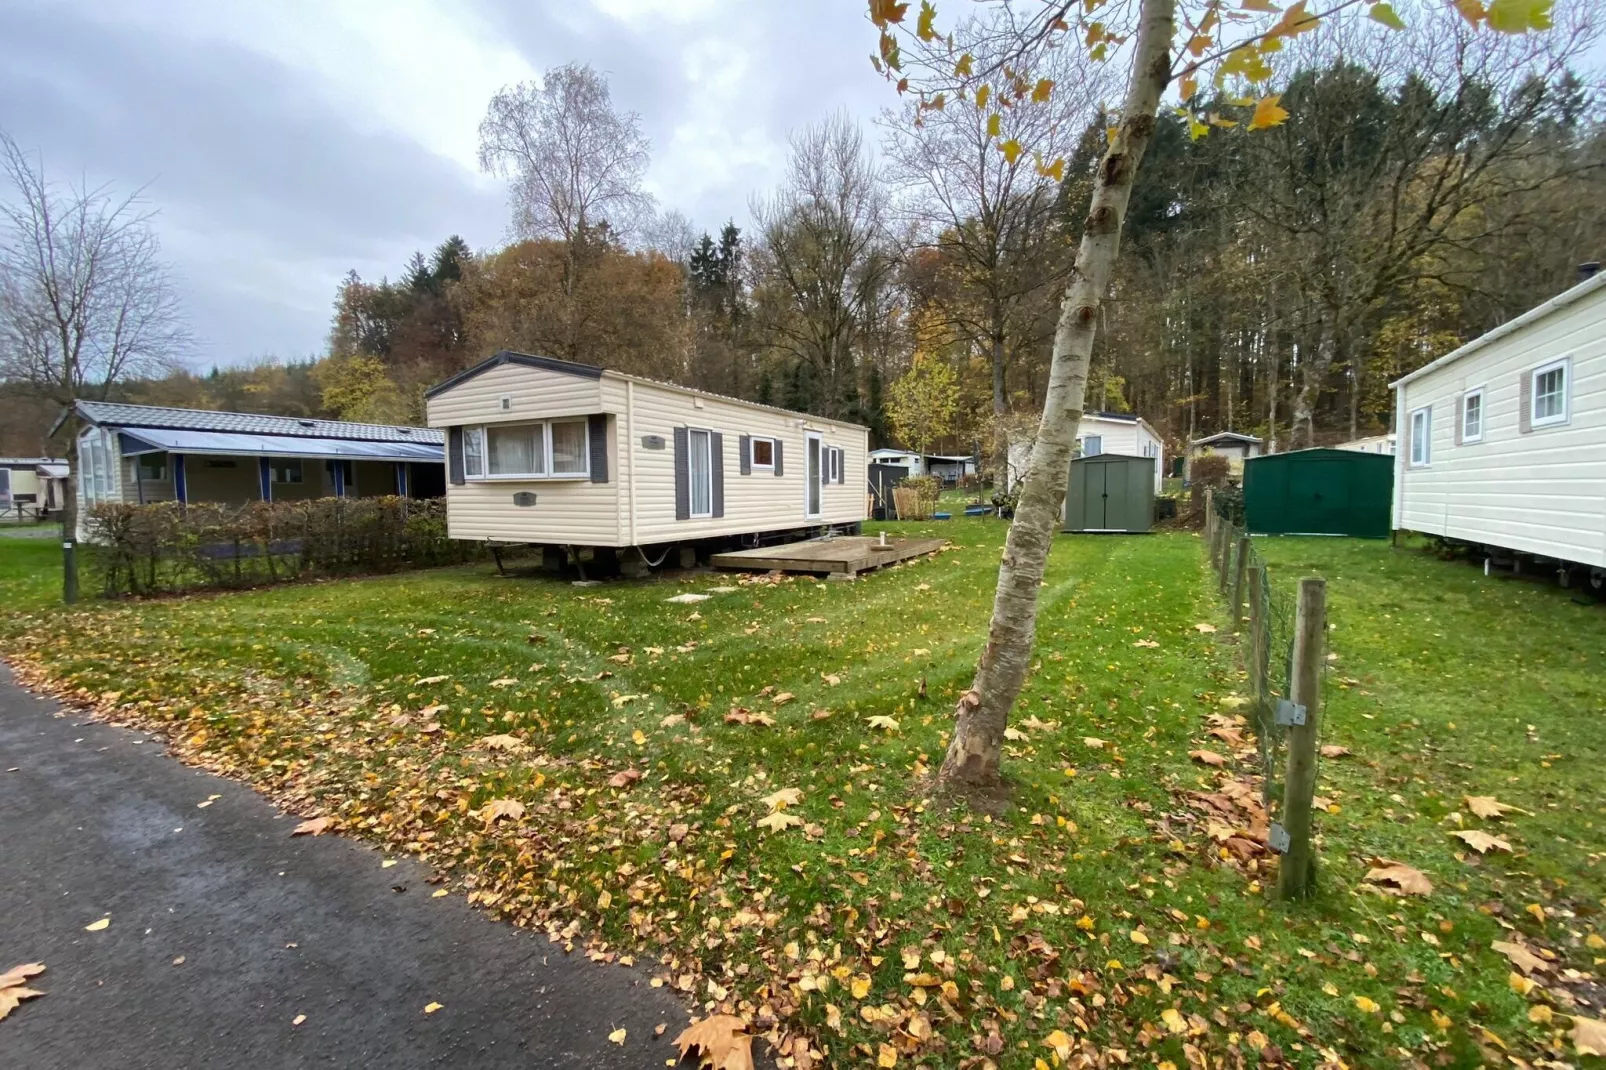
[1063,454,1156,533]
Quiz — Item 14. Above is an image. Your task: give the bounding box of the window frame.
[1460,387,1485,444]
[687,426,714,518]
[828,446,842,483]
[1083,434,1103,457]
[269,458,303,484]
[465,419,591,481]
[136,454,169,481]
[749,436,776,471]
[1531,357,1570,428]
[1409,406,1432,468]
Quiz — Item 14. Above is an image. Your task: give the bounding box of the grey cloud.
[0,4,504,367]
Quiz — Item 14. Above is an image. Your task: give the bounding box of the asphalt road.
[0,664,696,1068]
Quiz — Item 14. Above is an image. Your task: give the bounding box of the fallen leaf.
[1083,737,1107,749]
[772,692,795,705]
[608,768,643,788]
[292,1014,306,1026]
[608,1028,627,1045]
[0,963,45,989]
[757,811,803,832]
[423,1001,444,1014]
[84,917,110,932]
[1194,623,1217,633]
[1354,995,1381,1013]
[1572,1016,1606,1057]
[1492,940,1548,975]
[1452,829,1512,854]
[1189,750,1227,767]
[673,1015,754,1070]
[292,816,335,836]
[1320,745,1351,758]
[760,787,803,810]
[476,734,525,752]
[1160,1008,1186,1034]
[479,799,525,824]
[414,675,449,685]
[1465,795,1522,819]
[1363,860,1433,896]
[1134,639,1160,648]
[867,716,900,731]
[877,1042,898,1067]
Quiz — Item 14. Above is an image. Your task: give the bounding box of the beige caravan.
[425,352,869,555]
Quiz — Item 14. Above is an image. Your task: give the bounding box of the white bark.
[940,0,1178,787]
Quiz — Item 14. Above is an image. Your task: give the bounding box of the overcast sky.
[0,0,893,370]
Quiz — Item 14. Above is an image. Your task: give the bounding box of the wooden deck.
[710,536,946,576]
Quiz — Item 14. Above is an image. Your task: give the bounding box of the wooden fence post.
[1278,577,1326,901]
[1246,563,1268,763]
[1204,487,1215,545]
[1231,534,1250,629]
[1218,522,1234,594]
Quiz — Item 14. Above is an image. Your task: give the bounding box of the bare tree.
[881,29,1108,471]
[0,129,187,600]
[478,63,654,248]
[751,112,896,419]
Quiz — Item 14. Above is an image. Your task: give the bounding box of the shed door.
[1083,461,1108,529]
[1295,457,1350,533]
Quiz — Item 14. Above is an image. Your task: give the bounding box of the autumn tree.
[870,0,1561,791]
[751,112,897,420]
[882,27,1106,472]
[885,352,960,456]
[0,129,187,601]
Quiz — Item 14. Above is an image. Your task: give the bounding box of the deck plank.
[710,536,946,575]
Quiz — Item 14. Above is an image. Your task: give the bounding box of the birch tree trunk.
[939,0,1178,788]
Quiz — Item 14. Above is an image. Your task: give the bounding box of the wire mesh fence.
[1203,492,1328,872]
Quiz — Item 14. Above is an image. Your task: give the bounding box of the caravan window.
[1532,358,1569,426]
[1409,407,1431,467]
[688,428,713,517]
[1461,389,1484,443]
[749,437,775,469]
[471,420,590,480]
[1083,435,1103,457]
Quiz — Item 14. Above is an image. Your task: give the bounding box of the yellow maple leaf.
[975,84,991,110]
[1248,95,1291,131]
[1354,995,1381,1013]
[1485,0,1552,33]
[987,113,1001,137]
[760,787,803,810]
[1043,1028,1075,1057]
[1454,0,1485,25]
[915,0,937,39]
[1368,2,1406,29]
[608,1028,627,1044]
[954,53,973,77]
[851,974,872,999]
[1574,1016,1606,1058]
[868,0,909,28]
[1032,79,1054,103]
[1161,1007,1187,1034]
[756,810,803,832]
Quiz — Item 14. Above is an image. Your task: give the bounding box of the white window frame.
[1460,387,1484,444]
[749,436,776,471]
[828,446,842,483]
[1531,358,1569,428]
[1409,406,1431,468]
[1083,434,1103,457]
[466,419,590,481]
[687,426,714,518]
[804,430,823,519]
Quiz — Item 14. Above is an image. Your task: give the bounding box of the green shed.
[1064,454,1155,533]
[1242,448,1394,538]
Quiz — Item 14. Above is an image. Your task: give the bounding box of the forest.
[3,10,1602,466]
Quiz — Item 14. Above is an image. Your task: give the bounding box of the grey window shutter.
[773,438,784,477]
[588,413,609,483]
[673,427,690,520]
[447,426,465,485]
[711,431,725,518]
[1518,372,1533,433]
[739,434,751,476]
[837,448,846,484]
[1453,394,1463,446]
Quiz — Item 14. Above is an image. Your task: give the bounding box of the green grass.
[1,526,1601,1067]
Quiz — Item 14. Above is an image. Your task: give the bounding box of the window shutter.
[587,413,609,483]
[739,434,752,476]
[773,438,784,477]
[1453,394,1463,446]
[711,431,725,518]
[447,426,465,485]
[838,448,847,484]
[1518,371,1533,433]
[673,426,690,520]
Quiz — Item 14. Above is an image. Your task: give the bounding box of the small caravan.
[425,352,869,556]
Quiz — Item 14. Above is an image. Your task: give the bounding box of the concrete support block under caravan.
[425,351,870,560]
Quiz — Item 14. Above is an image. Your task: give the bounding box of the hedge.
[84,496,479,598]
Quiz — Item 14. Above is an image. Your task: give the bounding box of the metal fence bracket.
[1267,822,1291,854]
[1274,699,1307,727]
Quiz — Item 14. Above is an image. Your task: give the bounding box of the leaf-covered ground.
[1,524,1602,1069]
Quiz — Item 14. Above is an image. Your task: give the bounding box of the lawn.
[1,524,1602,1068]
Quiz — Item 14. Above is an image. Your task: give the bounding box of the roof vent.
[1579,261,1601,282]
[298,419,316,428]
[397,428,412,434]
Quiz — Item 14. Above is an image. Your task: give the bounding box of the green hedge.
[85,497,479,598]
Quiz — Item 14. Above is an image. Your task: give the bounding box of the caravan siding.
[427,361,868,547]
[1076,416,1164,493]
[628,383,866,544]
[1394,285,1606,568]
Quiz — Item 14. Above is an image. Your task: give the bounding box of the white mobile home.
[1185,431,1262,480]
[1392,269,1606,574]
[1076,412,1165,493]
[425,352,869,553]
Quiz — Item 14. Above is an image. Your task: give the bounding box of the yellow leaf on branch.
[1368,2,1406,30]
[1247,95,1291,131]
[1485,0,1552,33]
[1031,78,1054,103]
